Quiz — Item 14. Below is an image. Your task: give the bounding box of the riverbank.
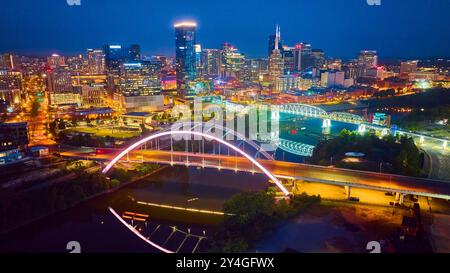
[0,165,168,235]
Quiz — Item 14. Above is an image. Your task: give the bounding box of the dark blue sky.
[1,0,449,59]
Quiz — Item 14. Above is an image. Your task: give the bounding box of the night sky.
[1,0,449,59]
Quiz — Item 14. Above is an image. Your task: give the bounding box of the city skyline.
[2,0,450,59]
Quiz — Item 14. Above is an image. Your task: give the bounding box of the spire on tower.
[275,24,280,51]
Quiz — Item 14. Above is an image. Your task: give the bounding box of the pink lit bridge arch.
[101,130,290,196]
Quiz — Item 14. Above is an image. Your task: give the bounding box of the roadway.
[60,149,450,200]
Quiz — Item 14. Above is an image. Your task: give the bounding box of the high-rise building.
[400,60,418,78]
[195,44,203,78]
[311,49,325,69]
[0,54,18,70]
[201,49,221,78]
[47,54,65,68]
[129,44,141,61]
[268,33,283,57]
[220,43,245,80]
[46,66,72,93]
[119,61,163,112]
[268,25,284,82]
[0,69,22,105]
[293,43,313,72]
[282,46,295,74]
[357,50,378,78]
[321,70,345,88]
[104,44,140,72]
[46,65,80,106]
[175,21,197,95]
[87,49,105,74]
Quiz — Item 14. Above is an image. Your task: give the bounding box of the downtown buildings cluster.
[0,21,449,164]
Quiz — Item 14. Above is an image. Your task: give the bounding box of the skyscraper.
[220,43,245,80]
[104,45,126,72]
[268,25,284,82]
[104,44,140,73]
[357,50,378,78]
[129,44,141,61]
[268,33,283,57]
[201,49,221,78]
[293,43,313,72]
[87,49,105,74]
[175,21,197,96]
[119,60,163,112]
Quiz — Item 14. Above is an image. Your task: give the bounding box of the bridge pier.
[322,119,331,135]
[358,124,366,134]
[395,192,405,205]
[344,186,352,199]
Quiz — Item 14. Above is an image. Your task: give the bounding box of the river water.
[0,115,359,253]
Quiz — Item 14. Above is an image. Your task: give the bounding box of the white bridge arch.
[102,130,290,196]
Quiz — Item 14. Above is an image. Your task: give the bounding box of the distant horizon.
[2,0,449,61]
[2,48,449,63]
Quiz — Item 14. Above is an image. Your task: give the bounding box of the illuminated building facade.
[357,50,378,78]
[175,22,197,95]
[119,61,163,112]
[0,69,22,105]
[220,43,245,80]
[47,54,65,68]
[268,25,284,82]
[201,49,221,78]
[87,49,105,74]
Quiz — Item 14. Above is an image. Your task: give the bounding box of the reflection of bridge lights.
[420,136,425,144]
[108,207,173,253]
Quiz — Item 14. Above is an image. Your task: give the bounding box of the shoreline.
[0,165,169,236]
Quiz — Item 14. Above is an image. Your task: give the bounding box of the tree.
[30,99,40,118]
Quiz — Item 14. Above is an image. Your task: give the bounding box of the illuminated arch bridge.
[102,129,291,253]
[102,130,290,196]
[277,103,366,124]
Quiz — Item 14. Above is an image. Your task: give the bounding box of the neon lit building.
[175,21,197,96]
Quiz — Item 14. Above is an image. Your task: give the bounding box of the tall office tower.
[175,21,197,96]
[104,45,126,72]
[268,25,284,82]
[129,44,141,61]
[47,54,65,68]
[201,49,221,78]
[220,43,245,80]
[342,61,358,80]
[66,55,84,74]
[311,49,325,68]
[268,32,283,57]
[282,46,295,74]
[400,60,418,78]
[194,44,204,78]
[46,65,80,106]
[357,50,378,78]
[293,43,313,72]
[119,61,163,112]
[0,54,18,70]
[87,49,105,74]
[0,69,22,105]
[251,58,268,80]
[46,66,73,93]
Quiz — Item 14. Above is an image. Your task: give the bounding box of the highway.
[60,148,450,200]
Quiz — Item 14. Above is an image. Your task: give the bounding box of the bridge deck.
[61,149,450,200]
